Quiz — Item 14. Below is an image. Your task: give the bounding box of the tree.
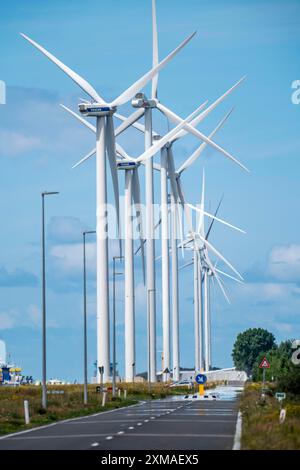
[252,340,294,382]
[232,328,276,375]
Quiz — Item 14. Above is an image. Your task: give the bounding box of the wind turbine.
[20,29,199,383]
[180,170,245,372]
[121,0,247,382]
[60,101,204,382]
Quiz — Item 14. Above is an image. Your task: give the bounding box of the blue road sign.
[195,373,207,384]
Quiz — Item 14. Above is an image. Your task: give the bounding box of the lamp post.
[83,230,96,405]
[41,190,59,410]
[113,255,123,397]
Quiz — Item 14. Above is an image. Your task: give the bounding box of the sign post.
[259,356,270,396]
[195,373,207,396]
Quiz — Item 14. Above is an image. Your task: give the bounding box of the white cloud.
[50,242,96,276]
[48,216,87,244]
[235,281,300,303]
[0,304,42,330]
[0,310,17,330]
[0,130,41,157]
[267,244,300,282]
[27,304,41,327]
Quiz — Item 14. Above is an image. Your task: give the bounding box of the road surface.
[0,386,241,450]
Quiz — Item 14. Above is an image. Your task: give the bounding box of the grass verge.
[0,381,218,436]
[240,382,300,450]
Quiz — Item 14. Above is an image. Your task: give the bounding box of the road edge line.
[232,410,242,450]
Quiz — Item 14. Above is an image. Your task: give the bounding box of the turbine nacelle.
[116,160,140,170]
[78,103,116,117]
[131,93,157,109]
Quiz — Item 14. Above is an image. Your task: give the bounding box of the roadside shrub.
[277,368,300,395]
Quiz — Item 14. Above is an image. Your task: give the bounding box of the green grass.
[240,383,300,450]
[0,382,217,436]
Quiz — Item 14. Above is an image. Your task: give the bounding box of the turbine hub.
[131,93,157,109]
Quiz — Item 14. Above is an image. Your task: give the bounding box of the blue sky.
[0,0,300,381]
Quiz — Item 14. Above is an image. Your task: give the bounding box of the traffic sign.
[259,357,270,369]
[275,392,286,402]
[195,373,207,384]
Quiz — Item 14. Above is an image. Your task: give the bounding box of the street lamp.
[83,230,96,405]
[112,255,123,397]
[41,190,59,410]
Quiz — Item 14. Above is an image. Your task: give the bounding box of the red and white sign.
[259,356,270,369]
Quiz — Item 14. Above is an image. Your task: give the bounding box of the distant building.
[0,340,23,386]
[0,340,6,365]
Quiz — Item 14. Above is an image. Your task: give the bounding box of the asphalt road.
[0,388,240,450]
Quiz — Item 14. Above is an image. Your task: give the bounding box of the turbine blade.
[215,267,244,285]
[60,104,96,133]
[176,76,246,140]
[72,147,96,169]
[179,260,193,270]
[106,116,121,256]
[177,108,234,174]
[61,105,140,163]
[115,112,160,138]
[167,147,184,256]
[111,31,196,107]
[176,177,195,238]
[136,102,203,163]
[115,143,131,160]
[168,100,208,144]
[188,203,245,234]
[198,168,205,236]
[115,108,145,137]
[205,195,223,240]
[20,33,104,103]
[134,211,163,256]
[151,0,159,99]
[157,102,249,173]
[206,256,231,304]
[200,235,243,280]
[132,169,145,284]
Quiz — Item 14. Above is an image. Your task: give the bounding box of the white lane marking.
[5,433,116,440]
[109,433,234,438]
[63,419,138,424]
[233,411,242,450]
[91,442,99,447]
[141,419,236,423]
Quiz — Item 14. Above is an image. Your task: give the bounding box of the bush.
[277,368,300,395]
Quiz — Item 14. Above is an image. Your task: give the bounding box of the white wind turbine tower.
[60,104,147,382]
[21,30,199,382]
